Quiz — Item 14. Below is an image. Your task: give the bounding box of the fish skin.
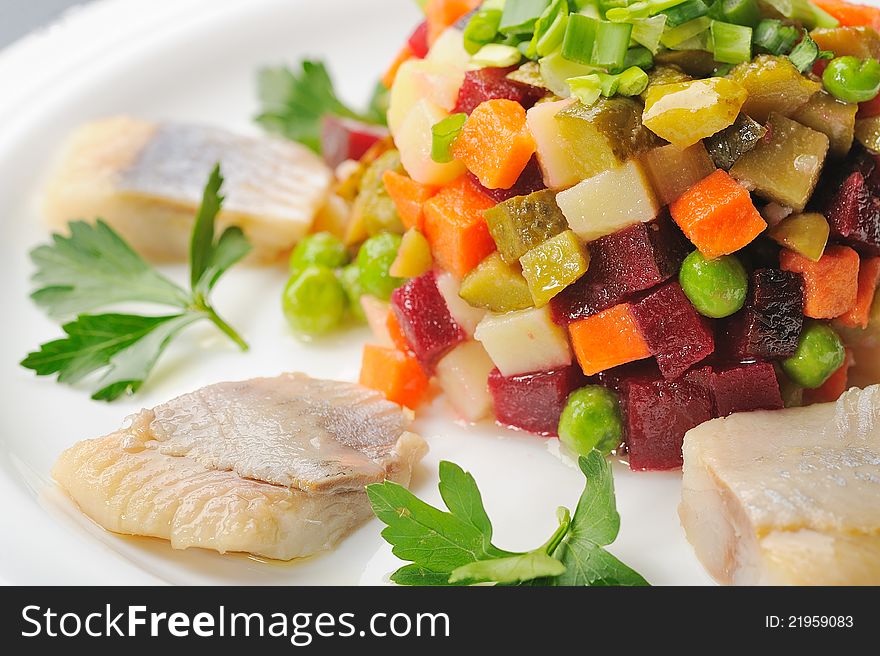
[44,117,332,263]
[53,374,427,560]
[680,385,880,585]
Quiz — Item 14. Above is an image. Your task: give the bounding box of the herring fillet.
[679,385,880,585]
[53,374,428,560]
[44,117,332,263]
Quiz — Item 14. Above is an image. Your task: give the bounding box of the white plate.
[0,0,714,585]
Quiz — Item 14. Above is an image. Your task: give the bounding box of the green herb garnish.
[255,60,386,154]
[21,166,250,401]
[367,451,649,586]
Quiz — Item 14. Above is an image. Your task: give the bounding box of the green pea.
[679,250,748,318]
[782,322,845,389]
[558,386,623,457]
[289,232,350,276]
[339,263,366,322]
[822,56,880,104]
[282,265,347,336]
[356,232,405,300]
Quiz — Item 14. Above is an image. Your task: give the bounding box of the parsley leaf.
[368,453,649,586]
[22,165,249,401]
[255,60,386,153]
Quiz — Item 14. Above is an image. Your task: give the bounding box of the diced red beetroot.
[630,282,715,380]
[408,21,430,58]
[723,269,804,360]
[617,365,714,471]
[825,170,880,256]
[468,155,546,203]
[488,366,586,436]
[709,361,784,416]
[320,116,389,168]
[453,67,547,115]
[551,215,689,324]
[391,272,465,373]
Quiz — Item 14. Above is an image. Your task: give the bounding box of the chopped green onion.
[567,74,603,105]
[616,66,651,95]
[753,18,799,56]
[624,46,654,70]
[631,14,668,53]
[663,0,709,27]
[788,29,833,73]
[541,48,598,96]
[567,66,649,105]
[528,0,569,59]
[592,20,633,69]
[762,0,839,30]
[431,113,467,164]
[711,20,752,64]
[606,0,690,21]
[671,31,712,51]
[472,43,523,67]
[708,0,760,27]
[500,0,551,35]
[577,0,603,19]
[660,16,711,49]
[598,0,630,11]
[464,8,504,55]
[562,14,599,65]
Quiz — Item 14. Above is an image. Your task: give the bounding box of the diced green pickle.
[459,253,535,313]
[519,230,590,307]
[389,228,433,278]
[641,142,716,205]
[353,150,405,236]
[639,64,692,102]
[811,26,880,61]
[642,77,747,147]
[791,91,858,158]
[729,112,829,211]
[654,49,717,77]
[767,212,830,262]
[728,55,821,122]
[855,116,880,153]
[485,189,569,263]
[553,97,660,182]
[703,113,767,170]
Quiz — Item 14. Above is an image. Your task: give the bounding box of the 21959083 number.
[766,616,855,628]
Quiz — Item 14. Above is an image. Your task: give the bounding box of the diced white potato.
[426,27,471,69]
[526,98,578,190]
[388,59,465,136]
[361,295,393,347]
[435,341,496,422]
[436,271,486,337]
[396,100,466,186]
[556,160,659,242]
[474,306,572,377]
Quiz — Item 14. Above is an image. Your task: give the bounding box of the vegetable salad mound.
[263,0,880,473]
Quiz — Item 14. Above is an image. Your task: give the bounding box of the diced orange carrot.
[837,256,880,328]
[359,344,430,409]
[812,0,880,30]
[382,170,437,231]
[423,176,497,277]
[803,348,854,405]
[781,245,861,319]
[669,169,767,259]
[386,309,412,354]
[382,43,414,89]
[569,304,652,376]
[426,0,481,45]
[451,99,537,190]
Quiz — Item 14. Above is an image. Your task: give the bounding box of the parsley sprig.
[21,165,250,401]
[367,451,649,586]
[255,60,387,153]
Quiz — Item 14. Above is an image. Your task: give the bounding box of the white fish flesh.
[53,374,427,560]
[44,117,332,262]
[680,385,880,585]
